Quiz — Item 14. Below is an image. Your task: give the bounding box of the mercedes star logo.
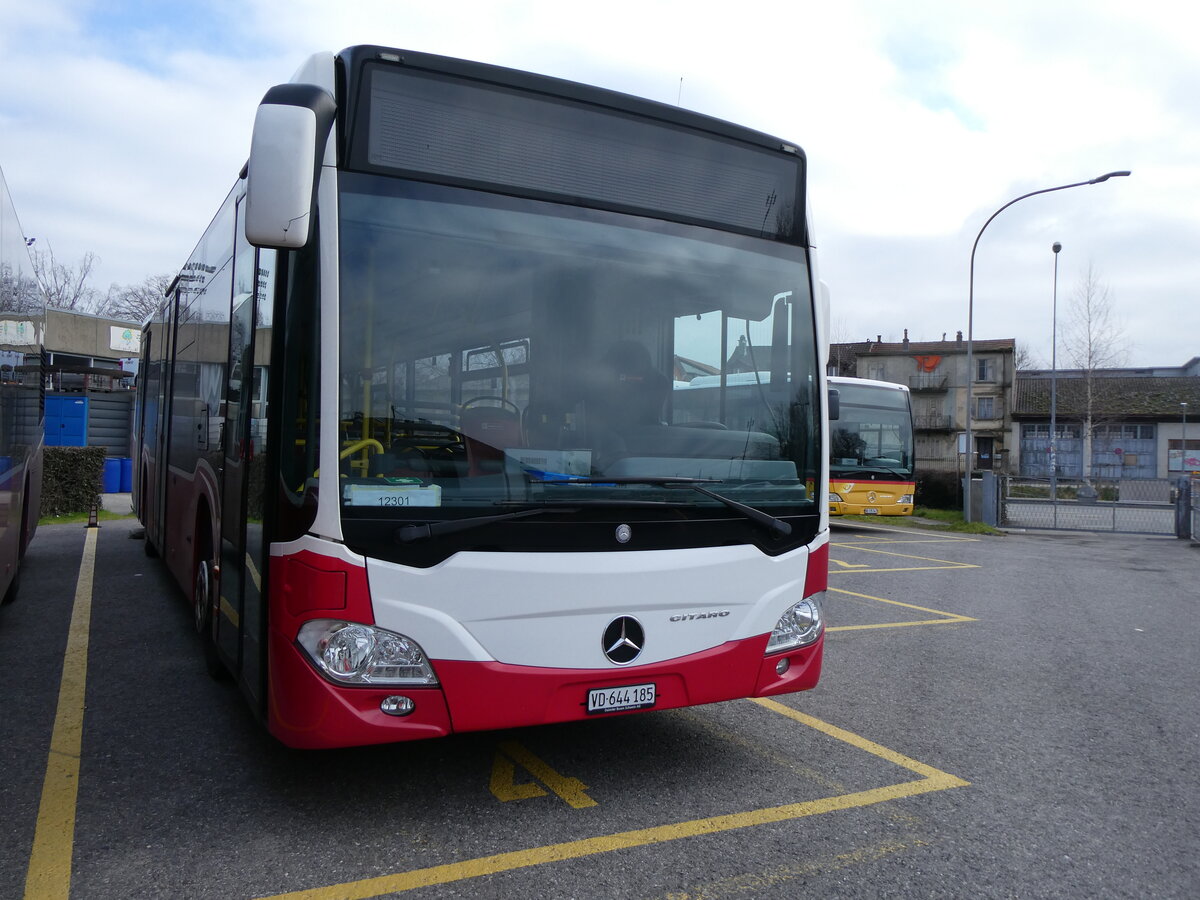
[602,616,645,665]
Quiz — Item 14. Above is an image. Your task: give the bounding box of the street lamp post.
[963,170,1131,522]
[1050,241,1061,526]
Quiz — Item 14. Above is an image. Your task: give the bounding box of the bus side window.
[276,237,321,540]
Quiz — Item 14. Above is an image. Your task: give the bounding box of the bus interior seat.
[461,404,523,477]
[370,446,433,479]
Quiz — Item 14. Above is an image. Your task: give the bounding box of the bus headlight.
[899,494,914,504]
[297,620,439,685]
[828,492,843,503]
[766,593,824,653]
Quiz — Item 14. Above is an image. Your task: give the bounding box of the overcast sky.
[1,0,1196,367]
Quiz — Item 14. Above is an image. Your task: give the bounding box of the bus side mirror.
[245,84,336,249]
[828,388,840,421]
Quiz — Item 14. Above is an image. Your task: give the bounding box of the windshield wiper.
[394,499,677,544]
[855,465,910,479]
[530,476,792,538]
[396,506,576,543]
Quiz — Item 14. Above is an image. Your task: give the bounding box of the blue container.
[119,457,133,493]
[102,457,122,493]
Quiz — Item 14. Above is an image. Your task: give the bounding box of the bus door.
[215,200,262,696]
[146,294,179,553]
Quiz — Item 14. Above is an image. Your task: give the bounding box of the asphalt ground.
[2,517,1197,899]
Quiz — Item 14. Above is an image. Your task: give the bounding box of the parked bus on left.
[0,165,45,606]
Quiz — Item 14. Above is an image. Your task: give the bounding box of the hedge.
[914,470,962,510]
[42,446,107,517]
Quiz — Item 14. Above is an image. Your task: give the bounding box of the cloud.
[0,0,1194,364]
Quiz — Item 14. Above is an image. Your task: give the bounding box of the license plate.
[587,682,656,714]
[864,508,879,515]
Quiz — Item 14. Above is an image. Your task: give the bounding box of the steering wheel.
[460,396,520,415]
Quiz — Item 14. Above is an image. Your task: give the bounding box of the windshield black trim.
[344,510,821,569]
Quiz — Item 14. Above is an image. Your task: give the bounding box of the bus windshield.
[336,173,819,530]
[829,382,914,477]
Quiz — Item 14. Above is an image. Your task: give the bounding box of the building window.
[976,358,995,382]
[867,363,885,381]
[974,396,997,419]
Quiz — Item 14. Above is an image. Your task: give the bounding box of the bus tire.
[18,476,32,561]
[192,556,228,681]
[0,568,19,606]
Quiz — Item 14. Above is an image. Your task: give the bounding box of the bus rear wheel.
[0,568,19,606]
[192,557,227,681]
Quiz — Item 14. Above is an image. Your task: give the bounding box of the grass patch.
[838,506,1002,535]
[39,508,136,527]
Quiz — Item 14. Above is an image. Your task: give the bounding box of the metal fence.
[1184,475,1200,544]
[1000,476,1179,535]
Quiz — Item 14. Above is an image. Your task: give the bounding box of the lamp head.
[1052,242,1062,254]
[1089,170,1132,183]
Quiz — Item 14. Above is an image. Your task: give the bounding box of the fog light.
[380,695,415,717]
[775,657,790,675]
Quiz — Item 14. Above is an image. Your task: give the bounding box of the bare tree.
[30,246,102,311]
[1061,262,1128,486]
[0,260,45,314]
[1014,342,1041,371]
[826,315,861,377]
[100,273,171,323]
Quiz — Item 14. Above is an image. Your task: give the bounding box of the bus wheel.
[192,557,227,681]
[0,568,19,606]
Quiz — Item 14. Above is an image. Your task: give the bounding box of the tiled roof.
[1013,373,1200,418]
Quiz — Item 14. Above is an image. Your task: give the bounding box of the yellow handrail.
[340,438,384,460]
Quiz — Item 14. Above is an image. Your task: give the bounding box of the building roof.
[831,338,1016,356]
[1012,373,1200,418]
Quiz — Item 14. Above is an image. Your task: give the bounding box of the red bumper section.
[266,548,826,750]
[268,631,823,750]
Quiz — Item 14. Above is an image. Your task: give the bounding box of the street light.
[963,170,1131,522]
[1050,241,1062,525]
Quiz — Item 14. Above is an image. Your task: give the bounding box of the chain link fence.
[1000,476,1179,535]
[1183,475,1199,544]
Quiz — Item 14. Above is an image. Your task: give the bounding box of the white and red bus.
[827,376,915,516]
[135,46,832,749]
[0,165,44,607]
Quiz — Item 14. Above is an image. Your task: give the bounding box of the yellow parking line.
[23,527,98,900]
[834,537,978,547]
[827,587,976,631]
[256,706,968,900]
[751,698,968,781]
[830,564,976,574]
[833,545,980,567]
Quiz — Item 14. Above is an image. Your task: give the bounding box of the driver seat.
[460,403,522,477]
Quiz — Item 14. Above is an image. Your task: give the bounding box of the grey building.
[830,332,1017,474]
[1011,359,1200,480]
[43,307,140,457]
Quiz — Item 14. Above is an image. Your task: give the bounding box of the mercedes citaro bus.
[135,46,832,748]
